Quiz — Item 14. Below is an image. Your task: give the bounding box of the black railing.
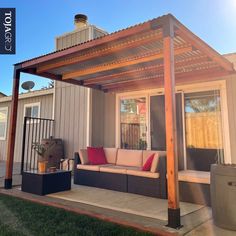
[120,123,147,150]
[21,117,54,173]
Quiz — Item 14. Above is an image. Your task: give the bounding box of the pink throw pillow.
[87,147,108,165]
[142,153,155,171]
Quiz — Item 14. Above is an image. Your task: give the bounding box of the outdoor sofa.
[74,148,167,198]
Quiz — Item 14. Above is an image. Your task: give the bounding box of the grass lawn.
[0,194,153,236]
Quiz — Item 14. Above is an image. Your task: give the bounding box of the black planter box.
[22,170,71,195]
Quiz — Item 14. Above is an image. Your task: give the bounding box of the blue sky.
[1,0,236,95]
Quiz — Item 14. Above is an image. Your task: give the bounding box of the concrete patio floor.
[0,183,235,235]
[0,168,235,235]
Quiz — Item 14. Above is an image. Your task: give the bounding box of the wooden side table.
[22,170,71,195]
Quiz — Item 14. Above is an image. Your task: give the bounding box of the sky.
[0,0,236,95]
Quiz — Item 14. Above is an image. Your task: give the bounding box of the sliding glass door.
[120,97,147,150]
[150,93,185,169]
[118,88,225,171]
[184,90,223,171]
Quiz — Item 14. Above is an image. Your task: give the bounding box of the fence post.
[21,117,28,174]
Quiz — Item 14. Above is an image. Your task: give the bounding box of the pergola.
[5,14,235,228]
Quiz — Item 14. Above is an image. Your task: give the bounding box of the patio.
[3,13,236,231]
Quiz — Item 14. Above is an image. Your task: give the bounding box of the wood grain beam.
[37,32,163,73]
[62,46,192,80]
[105,67,230,93]
[84,65,163,85]
[175,25,234,72]
[85,55,209,86]
[21,17,165,69]
[5,68,20,189]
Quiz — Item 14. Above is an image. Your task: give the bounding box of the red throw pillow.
[142,153,155,171]
[87,147,108,165]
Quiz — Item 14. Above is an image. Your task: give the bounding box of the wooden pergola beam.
[102,65,223,90]
[62,46,192,80]
[84,65,163,85]
[163,17,180,228]
[37,32,163,73]
[175,22,234,72]
[20,16,167,69]
[5,66,20,189]
[84,55,209,86]
[105,68,230,93]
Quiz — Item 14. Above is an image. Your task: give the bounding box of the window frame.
[0,107,8,140]
[23,102,41,122]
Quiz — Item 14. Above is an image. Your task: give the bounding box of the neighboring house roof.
[0,88,54,103]
[0,92,6,97]
[223,52,236,70]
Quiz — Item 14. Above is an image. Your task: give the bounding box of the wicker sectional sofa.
[73,148,167,198]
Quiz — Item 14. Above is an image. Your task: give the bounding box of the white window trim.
[115,80,231,164]
[0,107,8,141]
[23,102,41,123]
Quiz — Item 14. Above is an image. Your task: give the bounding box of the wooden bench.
[178,170,211,206]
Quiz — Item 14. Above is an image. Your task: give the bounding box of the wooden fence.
[185,112,223,149]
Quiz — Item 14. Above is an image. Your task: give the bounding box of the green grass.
[0,194,153,236]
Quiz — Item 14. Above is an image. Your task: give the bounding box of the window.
[0,107,8,140]
[120,97,147,150]
[24,102,40,119]
[184,90,224,170]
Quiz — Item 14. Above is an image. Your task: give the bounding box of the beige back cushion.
[79,149,89,164]
[116,149,143,167]
[104,148,118,164]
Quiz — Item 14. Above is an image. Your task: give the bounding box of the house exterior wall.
[91,90,116,147]
[0,91,53,162]
[224,53,236,164]
[54,24,107,158]
[226,74,236,164]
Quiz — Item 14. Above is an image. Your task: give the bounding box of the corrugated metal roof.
[15,14,169,66]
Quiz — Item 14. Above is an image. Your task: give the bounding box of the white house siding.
[0,92,53,162]
[226,74,236,164]
[54,82,89,158]
[224,53,236,164]
[54,25,107,158]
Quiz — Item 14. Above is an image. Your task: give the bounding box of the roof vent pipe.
[74,14,88,29]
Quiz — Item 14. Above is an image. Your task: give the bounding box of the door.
[150,93,184,169]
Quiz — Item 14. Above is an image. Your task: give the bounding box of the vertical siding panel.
[68,86,75,157]
[0,92,53,162]
[73,86,80,152]
[226,76,236,163]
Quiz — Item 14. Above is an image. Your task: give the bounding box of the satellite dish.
[21,81,35,92]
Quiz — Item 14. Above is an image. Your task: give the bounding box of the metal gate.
[21,117,54,173]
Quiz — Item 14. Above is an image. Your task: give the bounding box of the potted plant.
[32,142,53,173]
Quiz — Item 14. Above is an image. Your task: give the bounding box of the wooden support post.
[4,67,20,189]
[163,17,181,228]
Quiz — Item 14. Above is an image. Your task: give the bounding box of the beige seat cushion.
[116,149,143,167]
[78,149,89,165]
[178,170,210,184]
[104,148,118,164]
[77,164,99,171]
[127,169,159,178]
[77,164,113,172]
[100,165,127,174]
